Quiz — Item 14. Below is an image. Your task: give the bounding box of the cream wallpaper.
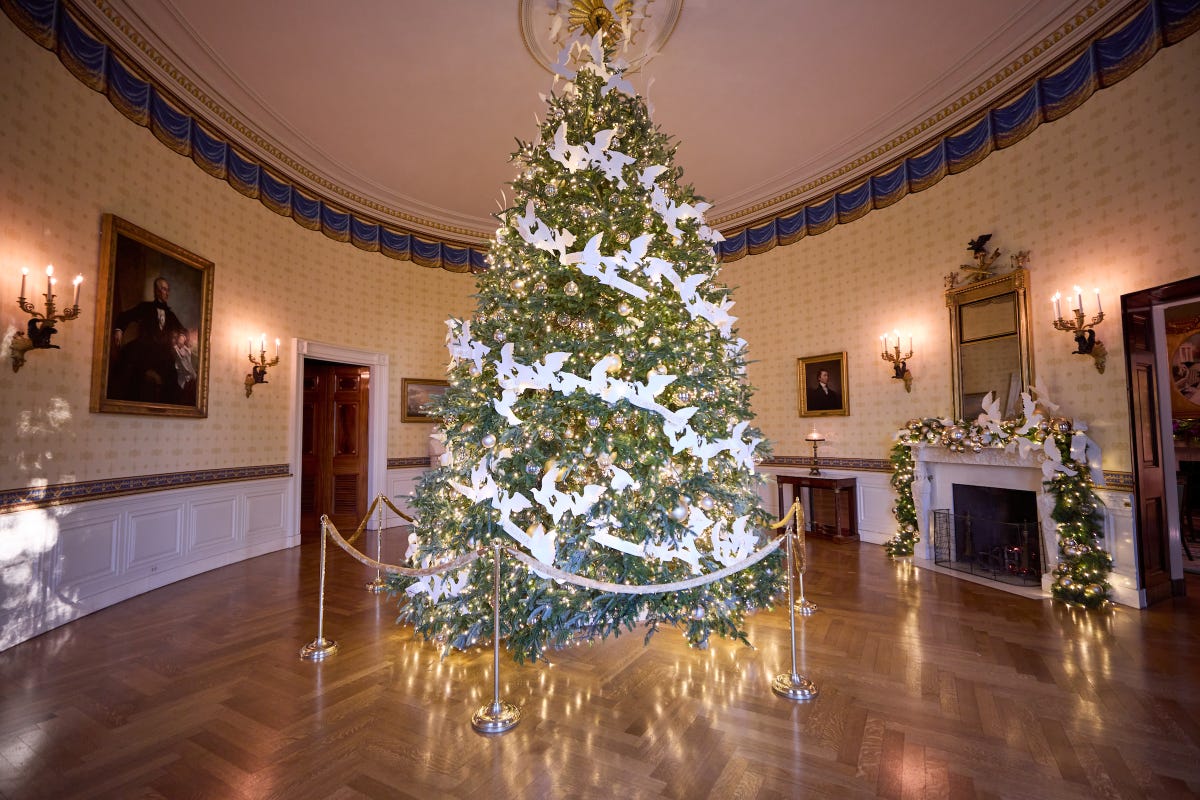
[727,32,1200,473]
[1,19,1198,495]
[0,20,474,491]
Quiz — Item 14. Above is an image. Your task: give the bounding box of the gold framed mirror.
[947,268,1034,420]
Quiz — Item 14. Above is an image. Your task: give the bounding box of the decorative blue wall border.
[760,457,1134,491]
[0,464,291,513]
[0,0,489,273]
[388,456,434,469]
[1,0,1196,269]
[716,0,1200,261]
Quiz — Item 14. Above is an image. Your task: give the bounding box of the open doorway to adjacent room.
[1123,275,1200,601]
[300,359,371,541]
[291,340,389,546]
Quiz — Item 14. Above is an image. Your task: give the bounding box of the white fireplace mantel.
[911,444,1059,595]
[906,443,1140,607]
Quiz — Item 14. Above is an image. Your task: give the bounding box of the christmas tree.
[397,33,783,663]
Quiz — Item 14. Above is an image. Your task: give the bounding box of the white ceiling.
[86,1,1124,242]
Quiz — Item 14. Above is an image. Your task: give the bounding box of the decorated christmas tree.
[397,32,783,662]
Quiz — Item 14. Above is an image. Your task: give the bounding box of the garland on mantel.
[886,391,1113,609]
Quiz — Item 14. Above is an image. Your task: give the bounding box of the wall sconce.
[805,426,825,476]
[245,333,280,397]
[11,265,83,372]
[1051,286,1106,373]
[880,329,913,392]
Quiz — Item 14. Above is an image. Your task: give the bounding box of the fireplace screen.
[926,484,1041,585]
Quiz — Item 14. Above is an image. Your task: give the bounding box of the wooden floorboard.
[2,533,1199,799]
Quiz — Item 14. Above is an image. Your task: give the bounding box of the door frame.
[288,339,389,542]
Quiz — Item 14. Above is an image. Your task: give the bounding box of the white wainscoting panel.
[0,476,292,651]
[385,468,425,527]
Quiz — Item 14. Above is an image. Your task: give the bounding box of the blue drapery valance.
[0,0,1196,269]
[0,0,488,273]
[716,0,1200,262]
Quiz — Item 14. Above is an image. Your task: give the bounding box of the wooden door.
[1123,275,1200,601]
[301,361,370,540]
[1124,307,1172,603]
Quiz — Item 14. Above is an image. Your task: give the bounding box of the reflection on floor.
[1,533,1198,799]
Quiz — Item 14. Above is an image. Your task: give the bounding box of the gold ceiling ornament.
[519,0,683,76]
[567,0,634,41]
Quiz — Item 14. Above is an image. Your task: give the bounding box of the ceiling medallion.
[568,0,633,41]
[519,0,683,75]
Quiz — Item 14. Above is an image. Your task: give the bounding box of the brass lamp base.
[471,701,522,734]
[772,672,819,701]
[299,637,339,661]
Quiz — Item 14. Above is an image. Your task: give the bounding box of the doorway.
[1122,275,1200,601]
[300,360,370,540]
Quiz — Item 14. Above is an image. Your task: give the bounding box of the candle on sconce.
[19,267,27,299]
[880,333,887,355]
[1073,285,1083,313]
[46,264,53,298]
[1094,288,1102,314]
[275,338,280,358]
[72,274,82,307]
[1052,293,1061,320]
[248,337,254,358]
[259,333,266,355]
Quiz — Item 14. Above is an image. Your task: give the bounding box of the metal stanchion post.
[471,541,521,734]
[794,512,818,615]
[366,496,387,593]
[772,519,818,701]
[300,516,339,661]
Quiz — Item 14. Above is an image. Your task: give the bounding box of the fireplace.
[910,445,1058,596]
[932,484,1042,585]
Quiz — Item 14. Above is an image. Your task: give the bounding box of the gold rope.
[322,515,484,577]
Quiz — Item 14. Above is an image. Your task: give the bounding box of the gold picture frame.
[402,378,449,422]
[90,215,214,417]
[798,352,849,417]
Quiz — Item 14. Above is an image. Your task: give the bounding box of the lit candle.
[19,267,27,299]
[1073,285,1083,313]
[1052,293,1062,320]
[248,337,253,357]
[72,274,82,307]
[274,338,280,358]
[1094,287,1102,314]
[45,264,53,298]
[260,333,266,355]
[907,334,913,354]
[880,333,887,355]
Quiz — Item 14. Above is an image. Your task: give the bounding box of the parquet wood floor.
[1,534,1198,799]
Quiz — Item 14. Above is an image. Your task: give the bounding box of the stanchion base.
[471,701,522,734]
[365,577,387,593]
[772,672,819,701]
[794,599,818,616]
[299,637,339,661]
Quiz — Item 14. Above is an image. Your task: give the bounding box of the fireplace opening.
[932,484,1042,586]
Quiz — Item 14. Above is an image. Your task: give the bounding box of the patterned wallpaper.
[1,19,1197,496]
[727,31,1200,473]
[0,19,473,492]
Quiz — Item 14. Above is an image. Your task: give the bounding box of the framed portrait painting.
[90,214,214,417]
[402,378,449,422]
[798,352,849,417]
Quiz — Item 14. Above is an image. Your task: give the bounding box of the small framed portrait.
[402,378,450,422]
[90,214,214,417]
[798,352,849,417]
